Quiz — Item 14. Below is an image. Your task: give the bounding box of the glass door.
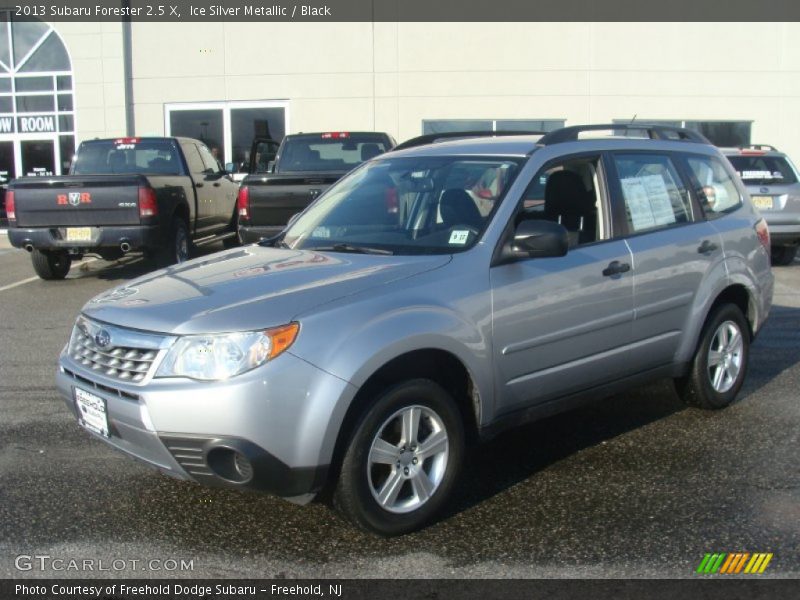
[17,137,57,176]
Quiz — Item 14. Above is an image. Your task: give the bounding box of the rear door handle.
[195,182,204,188]
[602,260,631,277]
[213,182,221,187]
[697,240,718,254]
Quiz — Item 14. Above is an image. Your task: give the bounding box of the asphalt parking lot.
[0,236,798,579]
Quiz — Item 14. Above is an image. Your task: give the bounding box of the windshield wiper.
[258,235,290,248]
[314,243,394,255]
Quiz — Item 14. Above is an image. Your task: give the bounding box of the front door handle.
[602,260,631,277]
[195,182,204,188]
[213,182,221,187]
[698,239,718,254]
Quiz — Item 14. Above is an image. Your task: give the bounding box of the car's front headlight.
[156,323,299,381]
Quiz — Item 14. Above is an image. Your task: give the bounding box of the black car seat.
[439,189,484,231]
[543,170,597,245]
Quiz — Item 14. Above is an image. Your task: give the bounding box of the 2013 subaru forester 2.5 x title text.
[57,125,773,535]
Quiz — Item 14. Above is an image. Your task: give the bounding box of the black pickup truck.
[6,137,240,279]
[237,131,394,243]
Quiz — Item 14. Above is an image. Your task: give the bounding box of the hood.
[83,246,450,335]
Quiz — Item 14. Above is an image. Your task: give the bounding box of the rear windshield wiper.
[313,243,394,255]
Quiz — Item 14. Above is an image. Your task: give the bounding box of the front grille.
[69,328,159,383]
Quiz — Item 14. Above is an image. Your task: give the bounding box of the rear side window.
[727,154,798,185]
[684,155,742,218]
[612,154,692,234]
[73,139,183,175]
[279,134,390,173]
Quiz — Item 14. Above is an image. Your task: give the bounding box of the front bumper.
[57,348,355,501]
[8,225,163,252]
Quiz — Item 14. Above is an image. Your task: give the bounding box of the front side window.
[684,155,742,217]
[519,156,603,246]
[613,154,692,234]
[280,156,522,255]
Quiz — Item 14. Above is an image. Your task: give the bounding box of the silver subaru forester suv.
[722,145,800,266]
[58,125,773,535]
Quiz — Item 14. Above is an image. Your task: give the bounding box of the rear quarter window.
[684,155,743,219]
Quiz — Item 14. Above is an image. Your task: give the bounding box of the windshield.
[72,139,183,175]
[727,154,799,185]
[278,133,390,173]
[278,156,521,255]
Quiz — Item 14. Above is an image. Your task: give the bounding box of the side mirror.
[266,161,276,173]
[503,219,569,262]
[224,162,237,173]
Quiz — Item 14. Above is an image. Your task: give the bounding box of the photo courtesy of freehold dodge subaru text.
[57,125,773,536]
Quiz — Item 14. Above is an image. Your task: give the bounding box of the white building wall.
[55,21,127,141]
[54,21,800,161]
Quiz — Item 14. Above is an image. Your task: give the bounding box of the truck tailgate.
[12,175,143,227]
[248,173,344,226]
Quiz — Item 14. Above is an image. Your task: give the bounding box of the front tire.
[333,379,465,536]
[31,249,71,280]
[771,245,797,266]
[675,303,750,409]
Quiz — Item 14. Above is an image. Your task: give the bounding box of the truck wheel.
[31,249,71,280]
[149,218,190,267]
[771,245,797,266]
[333,379,465,536]
[223,210,241,249]
[674,303,750,410]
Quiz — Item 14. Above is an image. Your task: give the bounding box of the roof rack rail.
[538,124,710,145]
[393,130,545,151]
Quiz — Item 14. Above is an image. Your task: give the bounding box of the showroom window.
[422,119,565,135]
[612,119,752,147]
[165,101,288,174]
[0,12,76,183]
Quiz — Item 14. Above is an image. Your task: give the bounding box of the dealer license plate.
[74,387,109,437]
[66,227,92,242]
[751,196,774,210]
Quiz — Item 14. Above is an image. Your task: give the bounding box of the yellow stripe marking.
[745,554,761,574]
[758,554,773,573]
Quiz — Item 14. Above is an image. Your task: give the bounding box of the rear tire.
[148,217,190,268]
[771,245,797,266]
[223,210,241,249]
[675,303,750,410]
[333,379,464,536]
[31,249,71,280]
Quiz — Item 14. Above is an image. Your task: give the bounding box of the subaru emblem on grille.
[94,329,111,348]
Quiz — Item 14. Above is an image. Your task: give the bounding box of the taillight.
[385,188,398,214]
[237,185,250,220]
[5,189,14,221]
[138,187,158,218]
[755,218,770,256]
[321,132,349,139]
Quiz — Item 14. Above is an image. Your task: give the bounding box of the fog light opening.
[206,447,253,484]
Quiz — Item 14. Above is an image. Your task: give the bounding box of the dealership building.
[3,16,800,180]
